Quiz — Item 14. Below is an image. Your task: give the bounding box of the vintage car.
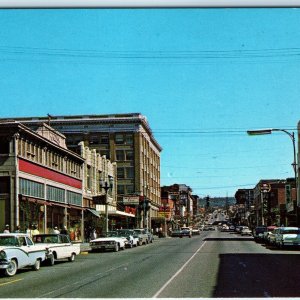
[0,233,47,277]
[192,227,201,235]
[116,229,138,248]
[133,229,149,245]
[171,227,192,238]
[32,233,80,265]
[143,228,154,243]
[90,232,126,252]
[240,227,252,236]
[274,227,300,248]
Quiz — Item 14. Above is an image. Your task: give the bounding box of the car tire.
[32,259,41,271]
[68,253,75,262]
[5,259,18,277]
[48,254,55,266]
[114,243,119,252]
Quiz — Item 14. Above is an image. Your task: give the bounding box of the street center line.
[0,278,23,286]
[152,241,207,298]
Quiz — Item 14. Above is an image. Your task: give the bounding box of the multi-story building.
[5,113,162,229]
[0,121,84,239]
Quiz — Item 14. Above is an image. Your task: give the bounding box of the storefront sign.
[123,196,140,205]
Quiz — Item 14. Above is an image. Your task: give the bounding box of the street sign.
[260,183,271,193]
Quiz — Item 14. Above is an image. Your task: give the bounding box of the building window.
[117,167,125,179]
[125,134,133,145]
[125,150,134,161]
[100,134,109,144]
[117,184,125,195]
[67,191,82,206]
[126,167,134,179]
[47,185,65,203]
[126,185,134,194]
[87,166,91,189]
[19,178,44,199]
[116,150,125,161]
[115,134,124,144]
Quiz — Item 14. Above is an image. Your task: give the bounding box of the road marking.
[0,278,23,286]
[152,241,207,298]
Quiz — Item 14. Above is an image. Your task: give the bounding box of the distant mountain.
[199,197,236,208]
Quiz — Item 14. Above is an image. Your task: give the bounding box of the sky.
[0,8,299,198]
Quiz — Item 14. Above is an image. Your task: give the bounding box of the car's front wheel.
[32,259,41,271]
[5,259,18,277]
[48,254,55,266]
[68,253,75,262]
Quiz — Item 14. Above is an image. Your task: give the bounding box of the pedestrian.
[14,225,21,233]
[3,224,10,233]
[60,225,69,235]
[31,224,39,236]
[53,226,60,234]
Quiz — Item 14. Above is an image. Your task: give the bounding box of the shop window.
[47,185,65,203]
[19,178,44,199]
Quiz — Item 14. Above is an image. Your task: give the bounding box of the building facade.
[0,122,84,240]
[6,113,162,229]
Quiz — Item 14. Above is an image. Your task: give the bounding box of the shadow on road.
[213,253,300,298]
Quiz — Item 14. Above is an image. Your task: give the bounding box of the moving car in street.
[32,233,80,265]
[0,233,47,277]
[171,227,192,238]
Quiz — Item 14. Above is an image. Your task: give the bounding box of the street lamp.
[100,177,114,236]
[247,128,299,226]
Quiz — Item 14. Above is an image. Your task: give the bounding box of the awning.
[108,210,135,218]
[86,208,100,218]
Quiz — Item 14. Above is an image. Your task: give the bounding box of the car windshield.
[0,236,19,246]
[106,231,118,237]
[283,229,300,234]
[117,230,131,236]
[33,235,59,243]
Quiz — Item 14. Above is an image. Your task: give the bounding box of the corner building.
[0,122,84,238]
[9,113,162,229]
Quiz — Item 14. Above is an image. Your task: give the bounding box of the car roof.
[0,233,29,237]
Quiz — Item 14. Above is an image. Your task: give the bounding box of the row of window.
[19,178,82,206]
[18,138,81,179]
[67,133,134,146]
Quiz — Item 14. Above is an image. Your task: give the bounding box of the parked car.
[274,227,300,249]
[143,228,154,243]
[116,229,138,248]
[240,227,252,236]
[253,226,267,242]
[32,233,80,265]
[192,227,200,235]
[90,232,126,252]
[268,228,280,245]
[0,233,47,277]
[263,226,277,244]
[133,229,149,245]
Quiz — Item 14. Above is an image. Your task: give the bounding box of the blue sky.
[0,8,299,197]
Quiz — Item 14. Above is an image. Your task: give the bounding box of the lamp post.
[247,128,299,226]
[100,177,114,236]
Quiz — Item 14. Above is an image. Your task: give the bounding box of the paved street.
[1,230,299,298]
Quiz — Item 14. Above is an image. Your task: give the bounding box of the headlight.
[0,250,7,260]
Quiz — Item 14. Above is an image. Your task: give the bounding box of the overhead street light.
[247,128,299,226]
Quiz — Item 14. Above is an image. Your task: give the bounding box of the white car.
[240,227,252,236]
[117,229,139,248]
[32,233,80,265]
[0,233,47,277]
[275,227,300,248]
[90,232,126,252]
